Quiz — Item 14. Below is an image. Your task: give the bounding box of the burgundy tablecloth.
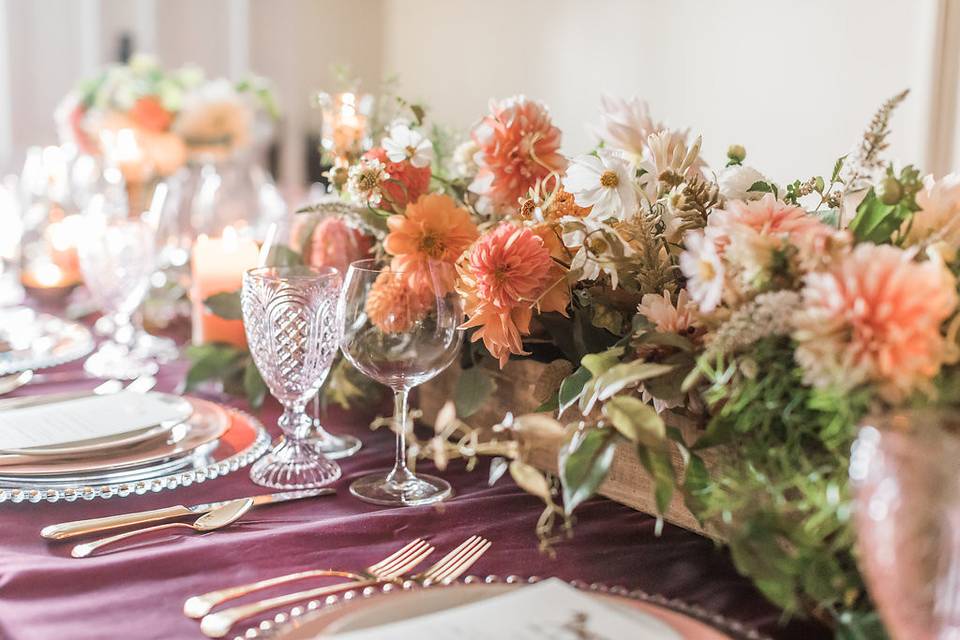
[0,341,828,639]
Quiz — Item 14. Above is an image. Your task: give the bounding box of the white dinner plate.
[272,582,742,640]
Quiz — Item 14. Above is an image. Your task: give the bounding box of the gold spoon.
[71,498,254,558]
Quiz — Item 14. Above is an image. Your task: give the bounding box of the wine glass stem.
[281,405,309,440]
[387,388,415,485]
[113,312,135,347]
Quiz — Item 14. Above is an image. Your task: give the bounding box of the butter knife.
[40,488,334,540]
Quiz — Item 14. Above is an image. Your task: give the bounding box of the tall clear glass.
[339,258,463,506]
[77,195,159,379]
[241,265,342,489]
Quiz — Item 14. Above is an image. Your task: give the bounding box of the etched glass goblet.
[77,195,160,379]
[242,265,342,489]
[339,258,463,506]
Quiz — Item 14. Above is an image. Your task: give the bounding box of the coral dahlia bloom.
[365,267,431,334]
[465,223,555,310]
[637,289,696,334]
[457,222,569,366]
[384,194,479,292]
[905,173,960,253]
[305,217,372,277]
[793,244,958,401]
[363,147,431,214]
[709,194,833,252]
[469,96,567,213]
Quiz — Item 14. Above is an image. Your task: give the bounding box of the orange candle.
[191,227,259,348]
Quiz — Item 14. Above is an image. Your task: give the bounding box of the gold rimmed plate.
[0,393,193,458]
[0,397,227,478]
[270,581,752,640]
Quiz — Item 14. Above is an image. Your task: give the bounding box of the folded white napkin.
[0,391,188,451]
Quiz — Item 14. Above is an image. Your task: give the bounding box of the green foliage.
[203,291,242,320]
[848,165,922,244]
[184,343,268,409]
[692,337,874,625]
[602,395,664,447]
[454,366,497,418]
[264,245,304,267]
[558,427,617,515]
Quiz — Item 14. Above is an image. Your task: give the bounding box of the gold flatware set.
[192,535,492,638]
[42,488,335,556]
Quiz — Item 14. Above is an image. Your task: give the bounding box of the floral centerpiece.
[55,53,278,178]
[193,85,959,637]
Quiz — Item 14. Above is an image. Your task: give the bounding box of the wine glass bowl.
[242,265,343,489]
[77,198,160,379]
[339,258,463,506]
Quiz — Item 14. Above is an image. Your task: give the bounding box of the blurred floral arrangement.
[191,82,960,637]
[55,53,279,177]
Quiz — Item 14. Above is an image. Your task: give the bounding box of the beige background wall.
[0,0,957,189]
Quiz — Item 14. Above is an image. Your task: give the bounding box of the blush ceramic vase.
[850,410,960,640]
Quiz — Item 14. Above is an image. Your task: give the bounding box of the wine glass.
[77,195,160,379]
[241,265,342,489]
[339,258,463,506]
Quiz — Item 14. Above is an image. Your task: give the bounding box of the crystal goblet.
[339,258,463,506]
[77,196,160,379]
[241,265,342,489]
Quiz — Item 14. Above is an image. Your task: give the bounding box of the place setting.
[7,6,960,640]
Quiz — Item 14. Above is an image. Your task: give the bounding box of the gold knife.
[40,488,335,540]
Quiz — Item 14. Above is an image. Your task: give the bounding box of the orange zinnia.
[384,193,479,294]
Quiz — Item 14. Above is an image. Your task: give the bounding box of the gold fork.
[199,535,491,639]
[184,538,432,618]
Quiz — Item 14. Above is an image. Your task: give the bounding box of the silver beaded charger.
[235,574,772,640]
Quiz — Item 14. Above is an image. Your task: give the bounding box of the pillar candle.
[191,227,259,348]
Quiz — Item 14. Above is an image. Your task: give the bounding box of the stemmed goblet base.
[250,436,342,490]
[308,425,362,460]
[349,466,452,506]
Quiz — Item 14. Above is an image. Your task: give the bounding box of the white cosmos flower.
[562,150,638,221]
[679,230,725,313]
[381,124,434,168]
[561,216,634,289]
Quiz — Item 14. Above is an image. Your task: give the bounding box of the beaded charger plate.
[0,310,94,374]
[0,405,270,504]
[239,576,771,640]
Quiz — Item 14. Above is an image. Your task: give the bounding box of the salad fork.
[183,538,433,618]
[199,535,491,638]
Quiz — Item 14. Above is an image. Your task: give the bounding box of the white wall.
[381,0,950,183]
[0,0,956,186]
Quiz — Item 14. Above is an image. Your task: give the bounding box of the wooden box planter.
[419,358,721,539]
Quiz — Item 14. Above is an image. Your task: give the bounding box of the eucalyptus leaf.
[636,445,675,514]
[593,361,675,403]
[581,347,623,377]
[454,366,497,418]
[558,366,592,415]
[558,428,616,515]
[509,459,552,502]
[602,395,665,447]
[203,291,243,320]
